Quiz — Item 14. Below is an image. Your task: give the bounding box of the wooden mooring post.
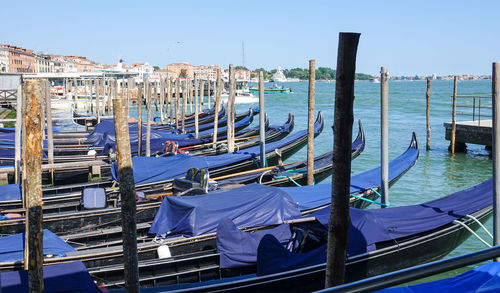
[493,62,500,260]
[137,83,143,156]
[426,78,431,150]
[451,76,458,154]
[380,66,389,208]
[112,96,139,292]
[146,78,152,157]
[212,70,222,147]
[23,80,44,292]
[14,82,22,183]
[175,79,180,129]
[195,77,200,138]
[182,79,187,132]
[227,64,236,152]
[45,80,55,184]
[307,59,316,185]
[207,79,211,109]
[325,32,360,288]
[259,71,266,167]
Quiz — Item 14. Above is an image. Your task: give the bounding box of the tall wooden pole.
[307,60,316,185]
[227,64,235,152]
[380,66,389,208]
[175,79,180,129]
[195,77,200,139]
[107,79,113,115]
[426,78,431,150]
[160,77,165,123]
[493,62,500,260]
[45,80,54,165]
[212,70,222,147]
[189,79,194,114]
[168,78,173,124]
[96,79,101,124]
[259,71,266,167]
[182,79,187,132]
[14,82,22,184]
[325,32,360,288]
[137,83,143,156]
[451,76,458,154]
[146,79,152,157]
[207,79,211,108]
[113,97,139,293]
[23,80,44,293]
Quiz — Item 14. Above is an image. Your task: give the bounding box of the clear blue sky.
[2,0,499,76]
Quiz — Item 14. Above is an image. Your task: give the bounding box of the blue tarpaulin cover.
[216,218,292,268]
[0,229,75,262]
[0,261,102,293]
[0,183,21,202]
[376,262,500,293]
[282,136,418,210]
[112,119,322,185]
[149,184,302,237]
[256,178,493,275]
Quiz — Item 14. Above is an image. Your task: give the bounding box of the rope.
[350,193,390,207]
[453,219,492,248]
[274,175,302,187]
[465,214,493,239]
[251,157,261,169]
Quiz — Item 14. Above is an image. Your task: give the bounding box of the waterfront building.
[193,64,222,81]
[2,44,35,73]
[0,46,9,73]
[131,62,154,77]
[165,62,195,79]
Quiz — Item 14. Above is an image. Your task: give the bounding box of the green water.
[59,79,494,283]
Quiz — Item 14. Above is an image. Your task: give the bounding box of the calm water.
[58,79,493,282]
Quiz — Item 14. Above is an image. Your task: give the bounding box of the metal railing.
[316,245,500,293]
[455,94,492,125]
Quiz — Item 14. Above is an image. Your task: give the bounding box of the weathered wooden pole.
[189,79,194,114]
[207,79,211,108]
[227,64,236,152]
[137,82,143,156]
[40,83,46,136]
[451,76,458,154]
[307,60,316,185]
[160,77,165,122]
[14,82,22,184]
[112,97,139,293]
[95,79,101,124]
[212,70,222,147]
[23,80,44,292]
[493,62,500,259]
[259,71,266,167]
[195,77,200,139]
[200,80,205,111]
[325,32,360,288]
[426,78,431,150]
[107,79,113,115]
[45,80,54,166]
[182,79,187,132]
[146,79,152,157]
[175,79,180,129]
[380,66,389,208]
[168,78,173,124]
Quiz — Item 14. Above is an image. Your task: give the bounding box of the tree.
[153,66,160,71]
[180,69,187,78]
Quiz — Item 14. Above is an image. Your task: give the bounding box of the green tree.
[153,66,160,71]
[180,69,187,78]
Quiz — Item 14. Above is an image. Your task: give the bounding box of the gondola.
[152,179,493,293]
[0,134,418,289]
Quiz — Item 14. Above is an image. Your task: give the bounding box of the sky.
[2,0,499,76]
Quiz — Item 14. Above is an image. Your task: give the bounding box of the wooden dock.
[444,120,492,148]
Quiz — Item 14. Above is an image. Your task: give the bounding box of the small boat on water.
[249,84,292,93]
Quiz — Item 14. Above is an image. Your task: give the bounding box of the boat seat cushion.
[81,188,107,209]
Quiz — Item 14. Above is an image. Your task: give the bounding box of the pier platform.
[444,120,492,148]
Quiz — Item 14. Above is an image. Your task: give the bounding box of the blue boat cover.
[376,262,500,293]
[112,121,321,185]
[0,183,21,202]
[149,184,301,237]
[0,261,101,293]
[0,229,76,263]
[256,178,493,275]
[216,218,292,268]
[281,139,418,210]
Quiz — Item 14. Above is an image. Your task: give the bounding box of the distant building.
[165,62,195,79]
[193,64,222,81]
[131,62,154,76]
[2,44,35,73]
[0,46,9,73]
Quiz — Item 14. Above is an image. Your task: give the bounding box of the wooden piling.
[160,77,165,122]
[189,79,194,114]
[259,71,266,167]
[426,78,431,150]
[137,83,143,156]
[380,66,389,208]
[146,79,152,157]
[107,79,113,115]
[14,82,22,184]
[175,79,180,129]
[95,79,101,124]
[182,79,187,132]
[212,70,222,147]
[307,60,316,185]
[22,80,44,293]
[207,79,211,108]
[168,78,173,124]
[195,77,200,139]
[451,76,458,154]
[325,32,360,288]
[228,64,235,152]
[45,80,54,166]
[112,97,139,292]
[493,62,500,258]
